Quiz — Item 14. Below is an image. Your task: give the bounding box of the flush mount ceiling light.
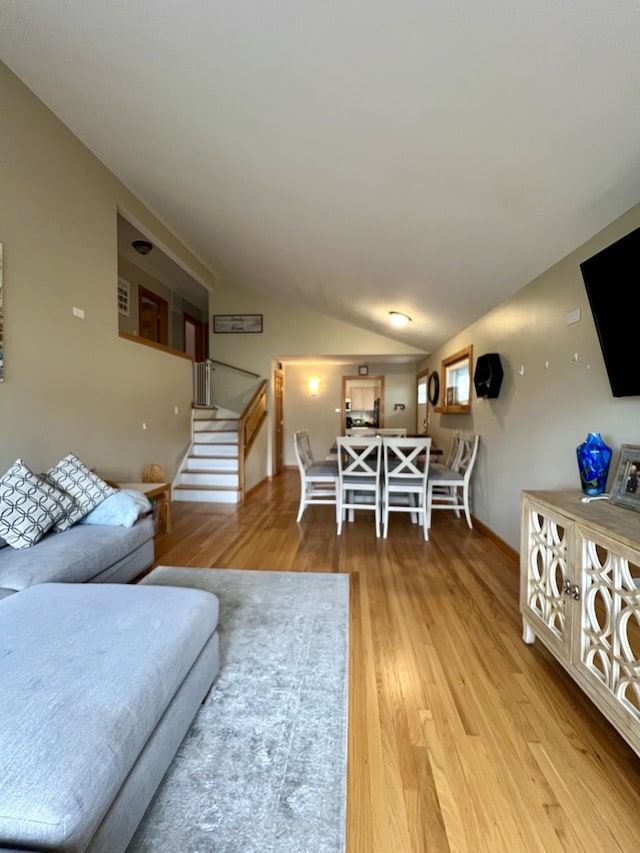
[389,311,411,328]
[132,239,153,255]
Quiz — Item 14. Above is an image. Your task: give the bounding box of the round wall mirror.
[428,371,440,405]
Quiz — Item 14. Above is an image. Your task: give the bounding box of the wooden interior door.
[274,369,284,476]
[184,313,204,361]
[139,286,169,346]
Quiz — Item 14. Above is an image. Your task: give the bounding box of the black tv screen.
[580,226,640,397]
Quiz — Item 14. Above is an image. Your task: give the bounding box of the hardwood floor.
[154,471,640,852]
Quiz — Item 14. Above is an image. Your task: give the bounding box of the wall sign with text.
[213,314,263,334]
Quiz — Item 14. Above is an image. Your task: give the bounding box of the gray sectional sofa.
[0,457,222,852]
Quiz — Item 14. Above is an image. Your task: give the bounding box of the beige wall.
[0,62,216,480]
[424,204,640,551]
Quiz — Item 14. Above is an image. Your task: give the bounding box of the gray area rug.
[127,566,349,853]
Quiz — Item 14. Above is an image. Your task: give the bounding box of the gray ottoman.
[0,582,220,853]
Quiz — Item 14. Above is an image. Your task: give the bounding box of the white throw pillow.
[0,459,75,548]
[44,453,116,530]
[79,489,152,527]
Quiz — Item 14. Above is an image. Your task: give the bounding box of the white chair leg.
[463,486,472,528]
[296,498,305,522]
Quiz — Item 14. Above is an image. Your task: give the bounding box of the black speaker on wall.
[473,353,503,398]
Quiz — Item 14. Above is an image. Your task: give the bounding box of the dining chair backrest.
[293,429,313,471]
[337,435,382,479]
[444,430,462,468]
[382,436,431,481]
[451,431,479,478]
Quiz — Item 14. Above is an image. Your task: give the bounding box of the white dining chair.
[426,432,480,529]
[293,430,339,522]
[429,430,461,477]
[336,435,382,536]
[381,436,431,539]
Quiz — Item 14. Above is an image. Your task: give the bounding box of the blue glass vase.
[576,432,612,495]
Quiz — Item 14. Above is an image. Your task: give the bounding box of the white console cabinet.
[520,490,640,757]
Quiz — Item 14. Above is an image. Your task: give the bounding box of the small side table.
[118,482,172,534]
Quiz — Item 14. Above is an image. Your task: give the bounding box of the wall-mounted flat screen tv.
[580,226,640,397]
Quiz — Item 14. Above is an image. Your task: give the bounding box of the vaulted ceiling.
[2,1,639,354]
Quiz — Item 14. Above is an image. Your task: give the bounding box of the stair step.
[173,484,240,504]
[193,421,239,432]
[192,432,239,444]
[192,444,239,458]
[184,457,238,472]
[177,471,239,488]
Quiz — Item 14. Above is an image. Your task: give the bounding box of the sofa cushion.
[0,582,219,853]
[0,459,75,549]
[79,489,152,528]
[44,453,116,530]
[0,517,154,591]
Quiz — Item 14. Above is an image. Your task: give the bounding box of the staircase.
[173,406,242,504]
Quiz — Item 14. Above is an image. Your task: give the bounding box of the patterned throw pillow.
[44,453,116,530]
[0,459,75,549]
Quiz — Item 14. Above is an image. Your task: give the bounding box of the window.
[117,276,130,316]
[439,346,473,413]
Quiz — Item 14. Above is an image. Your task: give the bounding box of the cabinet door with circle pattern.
[573,525,640,737]
[520,498,573,661]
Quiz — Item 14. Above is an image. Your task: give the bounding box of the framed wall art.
[609,443,640,512]
[213,314,263,334]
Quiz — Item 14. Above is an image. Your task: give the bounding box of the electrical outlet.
[72,306,85,319]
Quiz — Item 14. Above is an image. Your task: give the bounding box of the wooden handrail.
[237,379,268,499]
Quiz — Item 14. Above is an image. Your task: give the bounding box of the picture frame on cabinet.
[609,444,640,512]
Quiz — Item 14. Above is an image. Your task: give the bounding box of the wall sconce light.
[389,311,411,328]
[307,377,320,397]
